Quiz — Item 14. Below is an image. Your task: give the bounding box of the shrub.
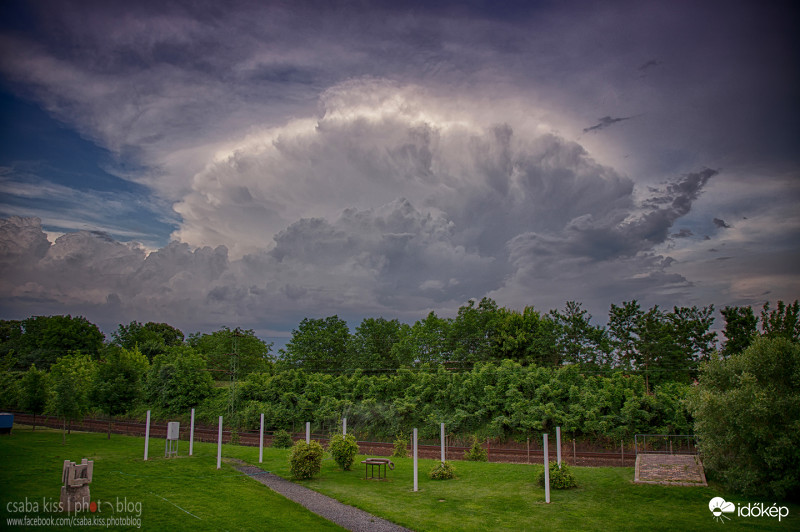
[690,337,800,501]
[271,429,294,449]
[464,435,488,461]
[429,461,456,480]
[538,461,577,489]
[392,434,408,458]
[289,440,324,480]
[328,433,359,470]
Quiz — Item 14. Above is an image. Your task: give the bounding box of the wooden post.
[573,438,576,463]
[527,437,530,464]
[621,441,624,466]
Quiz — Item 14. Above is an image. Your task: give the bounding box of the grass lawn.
[225,441,799,531]
[0,426,343,531]
[2,426,798,531]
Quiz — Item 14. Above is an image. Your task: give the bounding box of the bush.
[271,429,294,448]
[539,461,577,489]
[429,461,456,480]
[464,435,488,461]
[328,433,359,470]
[392,434,408,458]
[289,440,324,479]
[691,337,800,501]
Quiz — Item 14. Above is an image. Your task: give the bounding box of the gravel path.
[231,461,412,532]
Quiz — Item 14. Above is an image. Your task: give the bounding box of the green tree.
[90,346,149,438]
[20,364,49,430]
[608,300,643,369]
[348,317,403,371]
[189,327,273,376]
[720,305,758,358]
[449,297,500,366]
[20,315,104,369]
[691,337,800,501]
[48,354,96,444]
[0,320,23,366]
[390,311,451,367]
[280,316,350,371]
[146,346,214,414]
[113,321,185,361]
[549,301,610,367]
[760,300,800,342]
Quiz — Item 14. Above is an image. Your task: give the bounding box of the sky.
[0,0,798,342]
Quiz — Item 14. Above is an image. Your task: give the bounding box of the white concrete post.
[413,428,418,492]
[306,422,310,444]
[217,416,223,470]
[556,426,562,467]
[440,422,445,463]
[543,433,551,503]
[189,408,195,456]
[343,417,347,436]
[143,410,151,461]
[259,413,264,463]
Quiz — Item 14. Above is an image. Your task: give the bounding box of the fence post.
[527,437,530,464]
[556,426,562,468]
[343,417,347,436]
[189,408,195,456]
[413,428,418,492]
[440,423,445,463]
[543,434,550,504]
[259,413,264,463]
[621,441,624,465]
[144,410,151,461]
[217,416,223,470]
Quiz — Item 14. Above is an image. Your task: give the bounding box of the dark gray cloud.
[713,217,732,229]
[583,116,635,134]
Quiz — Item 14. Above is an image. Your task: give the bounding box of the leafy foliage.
[691,337,800,501]
[429,461,456,480]
[289,440,324,479]
[271,429,294,448]
[48,354,96,443]
[392,434,409,458]
[91,346,149,419]
[281,316,351,371]
[464,435,488,461]
[328,433,359,470]
[146,346,214,414]
[539,461,578,489]
[113,321,184,361]
[20,364,49,429]
[18,315,104,369]
[189,327,273,376]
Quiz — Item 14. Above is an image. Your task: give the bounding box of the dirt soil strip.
[229,460,412,532]
[634,454,707,486]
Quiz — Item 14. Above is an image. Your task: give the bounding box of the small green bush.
[464,435,488,461]
[429,461,456,480]
[328,433,359,470]
[271,429,294,449]
[392,434,408,458]
[538,461,578,489]
[289,440,324,480]
[230,428,240,445]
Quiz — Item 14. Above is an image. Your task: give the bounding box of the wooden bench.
[361,458,395,480]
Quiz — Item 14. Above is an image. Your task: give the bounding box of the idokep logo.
[709,497,735,523]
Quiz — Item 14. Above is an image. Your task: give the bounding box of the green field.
[1,427,797,531]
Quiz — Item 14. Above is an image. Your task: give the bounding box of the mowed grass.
[0,426,343,531]
[2,426,798,531]
[225,442,800,532]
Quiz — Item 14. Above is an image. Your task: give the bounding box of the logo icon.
[709,497,736,523]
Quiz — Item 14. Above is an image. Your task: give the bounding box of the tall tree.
[348,317,403,371]
[608,300,643,369]
[113,321,185,361]
[90,346,149,438]
[720,305,758,358]
[189,327,272,376]
[448,297,500,366]
[280,316,351,371]
[146,346,214,414]
[19,315,104,368]
[549,301,610,367]
[760,300,800,342]
[48,354,96,444]
[20,364,49,430]
[390,311,452,367]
